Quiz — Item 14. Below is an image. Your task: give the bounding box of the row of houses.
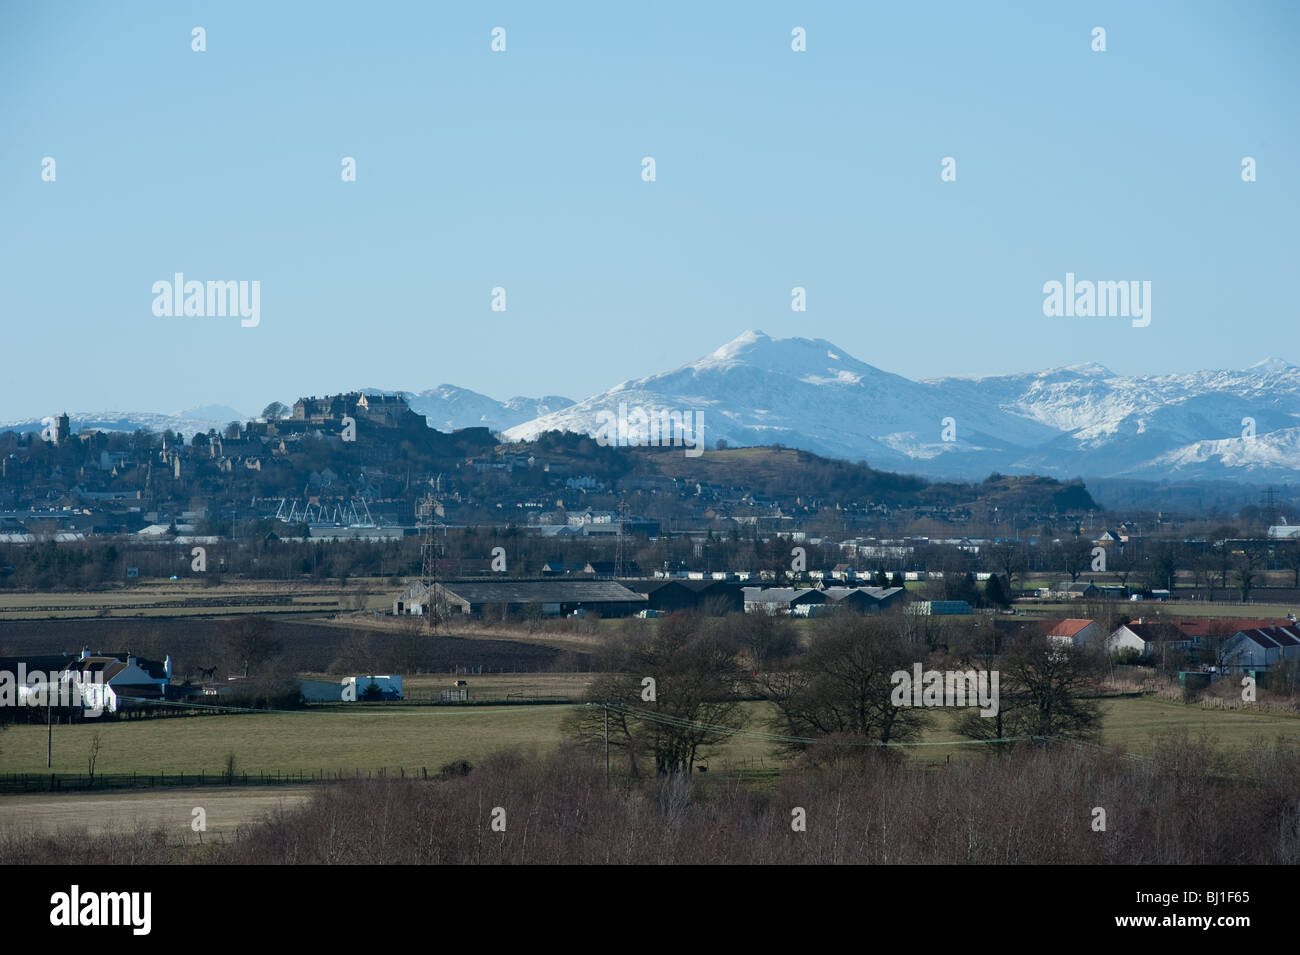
[1046,617,1300,670]
[1,646,416,716]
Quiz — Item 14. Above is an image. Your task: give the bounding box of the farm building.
[742,587,828,615]
[1043,580,1111,599]
[300,679,349,703]
[1170,618,1293,641]
[905,600,972,616]
[395,579,646,618]
[821,586,907,614]
[628,579,744,615]
[1221,626,1300,670]
[344,675,403,700]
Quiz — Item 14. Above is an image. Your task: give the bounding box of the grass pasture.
[1022,600,1298,620]
[2,693,1298,846]
[3,692,1297,782]
[0,705,576,779]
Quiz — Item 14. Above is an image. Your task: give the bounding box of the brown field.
[0,786,312,842]
[0,583,345,620]
[0,615,589,677]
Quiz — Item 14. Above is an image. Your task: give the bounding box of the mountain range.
[4,331,1297,483]
[504,331,1300,483]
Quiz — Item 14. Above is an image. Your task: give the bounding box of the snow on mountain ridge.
[6,334,1295,483]
[503,334,1300,481]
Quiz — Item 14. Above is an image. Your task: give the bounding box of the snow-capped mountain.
[0,408,249,439]
[397,386,575,434]
[0,388,576,442]
[503,331,1300,482]
[7,332,1294,482]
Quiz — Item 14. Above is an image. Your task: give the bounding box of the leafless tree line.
[5,734,1296,865]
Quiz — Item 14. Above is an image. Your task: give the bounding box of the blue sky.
[2,1,1297,419]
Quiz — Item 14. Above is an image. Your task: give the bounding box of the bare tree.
[220,615,281,677]
[568,612,747,777]
[762,616,932,747]
[329,630,377,675]
[988,543,1028,588]
[1109,546,1133,590]
[349,580,371,612]
[1279,541,1300,589]
[1060,537,1094,583]
[1199,619,1239,673]
[1234,543,1266,603]
[87,730,103,785]
[1192,552,1217,600]
[957,632,1105,745]
[1209,531,1238,591]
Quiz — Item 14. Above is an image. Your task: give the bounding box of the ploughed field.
[0,616,589,676]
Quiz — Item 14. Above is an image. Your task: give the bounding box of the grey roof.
[823,586,904,602]
[0,654,76,676]
[1236,626,1299,648]
[438,580,646,604]
[743,587,824,604]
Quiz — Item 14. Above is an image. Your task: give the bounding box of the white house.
[1105,621,1191,656]
[1046,618,1103,648]
[6,650,174,716]
[71,651,171,715]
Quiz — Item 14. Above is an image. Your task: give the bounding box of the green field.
[0,701,783,779]
[0,705,575,778]
[1022,600,1299,619]
[2,694,1297,780]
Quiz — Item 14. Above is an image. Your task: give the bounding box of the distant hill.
[361,386,575,434]
[503,331,1300,483]
[8,331,1294,485]
[513,432,1098,513]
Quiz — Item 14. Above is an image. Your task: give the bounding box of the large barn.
[395,579,647,618]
